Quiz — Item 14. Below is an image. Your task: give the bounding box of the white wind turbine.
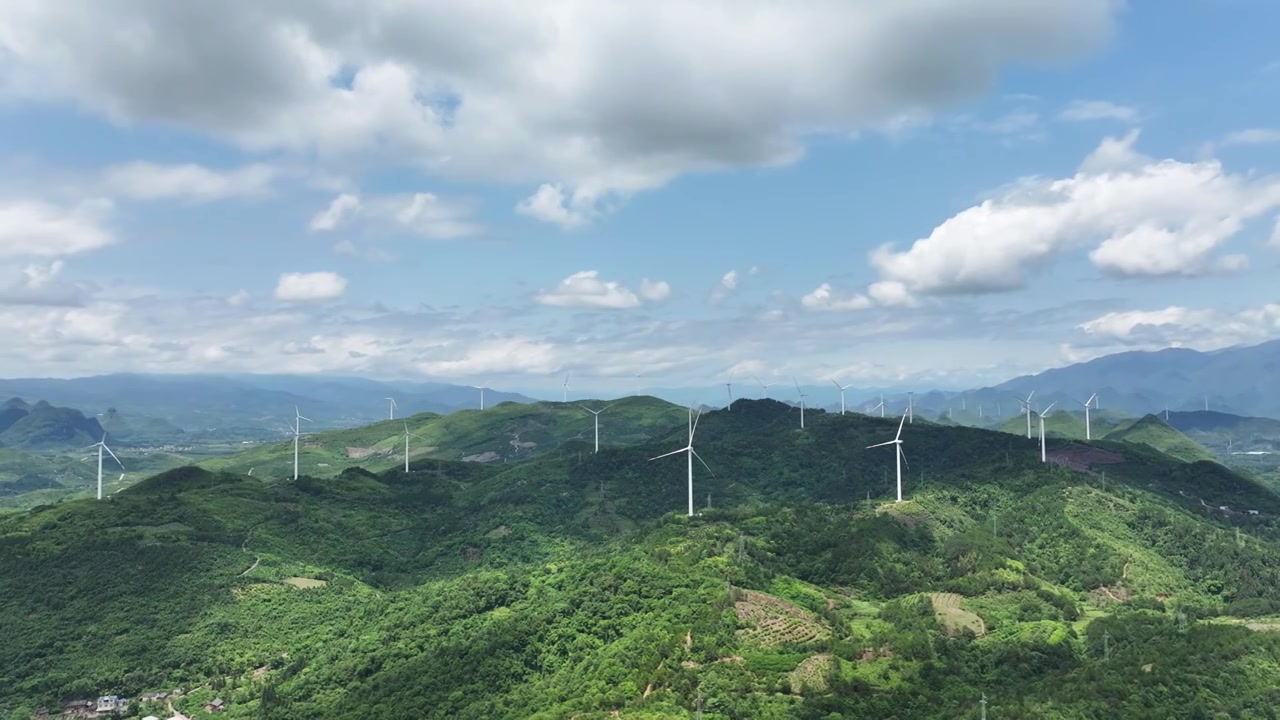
[867,412,908,504]
[907,391,914,424]
[1038,402,1057,463]
[402,421,428,472]
[832,380,854,415]
[1018,390,1036,439]
[562,373,571,402]
[793,378,808,429]
[579,403,617,453]
[753,375,775,399]
[1079,392,1098,440]
[471,384,486,410]
[87,433,124,500]
[385,397,397,420]
[293,406,312,480]
[870,397,885,418]
[724,381,734,411]
[649,406,713,517]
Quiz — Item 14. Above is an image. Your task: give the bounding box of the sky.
[2,0,1280,397]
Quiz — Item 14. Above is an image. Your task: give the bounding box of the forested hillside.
[4,400,1280,719]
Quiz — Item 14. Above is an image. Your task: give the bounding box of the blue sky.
[1,0,1279,398]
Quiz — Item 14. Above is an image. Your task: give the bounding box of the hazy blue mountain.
[0,374,537,434]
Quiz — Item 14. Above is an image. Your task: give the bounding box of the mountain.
[975,339,1280,419]
[1103,414,1218,464]
[97,407,186,445]
[0,374,537,434]
[197,396,689,480]
[0,400,104,449]
[5,400,1280,717]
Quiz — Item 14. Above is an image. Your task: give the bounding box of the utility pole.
[980,692,988,720]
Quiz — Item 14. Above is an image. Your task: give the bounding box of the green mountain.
[197,396,688,480]
[0,400,104,449]
[1104,414,1218,464]
[5,400,1280,718]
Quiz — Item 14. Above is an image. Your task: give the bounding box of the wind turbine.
[1038,402,1057,463]
[870,397,885,418]
[293,406,312,480]
[385,397,397,420]
[87,434,124,500]
[649,406,713,517]
[470,384,486,410]
[907,391,914,424]
[867,412,908,503]
[832,380,853,415]
[753,375,775,399]
[579,403,616,453]
[724,381,734,410]
[402,421,428,472]
[793,378,807,429]
[1018,390,1036,439]
[562,373,571,402]
[1079,392,1097,440]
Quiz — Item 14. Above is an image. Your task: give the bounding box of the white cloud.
[308,191,478,238]
[1071,304,1280,354]
[1059,99,1138,123]
[801,283,872,312]
[535,270,668,309]
[0,1,1121,206]
[515,184,597,228]
[103,161,275,201]
[274,271,348,302]
[0,260,83,306]
[639,278,671,303]
[865,131,1280,300]
[1219,128,1280,148]
[309,193,361,231]
[0,198,113,258]
[227,289,250,306]
[415,337,562,376]
[709,270,740,303]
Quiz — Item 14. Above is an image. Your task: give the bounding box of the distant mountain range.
[0,374,537,435]
[0,398,104,449]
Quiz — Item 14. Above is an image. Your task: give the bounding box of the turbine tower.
[724,382,734,411]
[562,373,571,402]
[649,406,713,517]
[579,403,616,453]
[867,412,908,503]
[402,421,428,472]
[870,398,885,418]
[793,378,807,429]
[832,380,853,415]
[1079,392,1097,440]
[471,384,486,410]
[293,406,312,480]
[87,434,124,500]
[1018,390,1036,439]
[907,391,914,423]
[1038,401,1057,463]
[385,396,397,420]
[753,375,775,399]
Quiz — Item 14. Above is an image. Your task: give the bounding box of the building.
[206,698,226,713]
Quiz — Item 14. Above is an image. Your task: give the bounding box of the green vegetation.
[1104,414,1218,464]
[0,399,104,450]
[198,397,688,480]
[4,399,1280,718]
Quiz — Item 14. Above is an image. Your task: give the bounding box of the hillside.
[0,400,104,449]
[197,396,688,480]
[5,401,1280,717]
[1104,415,1219,465]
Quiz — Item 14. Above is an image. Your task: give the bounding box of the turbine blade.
[649,446,692,461]
[832,380,842,390]
[867,440,896,449]
[898,444,909,470]
[103,444,124,469]
[690,406,704,441]
[298,415,312,423]
[1041,401,1056,416]
[895,411,907,439]
[691,448,716,477]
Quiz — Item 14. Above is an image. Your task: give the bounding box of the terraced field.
[788,653,835,693]
[927,592,986,636]
[734,589,832,647]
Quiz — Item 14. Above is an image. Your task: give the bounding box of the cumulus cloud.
[801,283,872,312]
[1059,99,1138,123]
[865,131,1280,301]
[535,270,668,309]
[0,198,114,258]
[709,270,740,303]
[308,191,478,239]
[1070,304,1280,356]
[0,1,1121,213]
[515,184,596,228]
[103,161,275,201]
[274,271,348,302]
